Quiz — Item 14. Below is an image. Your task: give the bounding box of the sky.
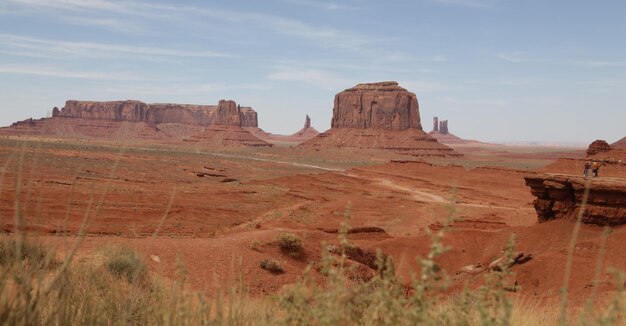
[0,0,624,144]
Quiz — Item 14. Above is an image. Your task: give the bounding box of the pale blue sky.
[0,0,624,143]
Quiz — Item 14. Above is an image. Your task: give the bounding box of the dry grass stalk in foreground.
[0,142,624,325]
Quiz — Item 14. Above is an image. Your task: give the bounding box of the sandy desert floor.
[0,137,624,309]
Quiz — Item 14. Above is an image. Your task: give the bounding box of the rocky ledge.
[524,173,626,226]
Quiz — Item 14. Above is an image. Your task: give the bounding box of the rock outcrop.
[331,81,422,130]
[1,99,270,147]
[293,115,319,138]
[428,117,477,145]
[439,120,449,134]
[55,100,259,128]
[524,173,626,226]
[612,136,626,149]
[587,140,612,157]
[302,82,456,156]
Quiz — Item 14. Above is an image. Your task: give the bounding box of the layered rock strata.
[524,173,626,226]
[331,81,422,130]
[54,100,258,127]
[586,139,612,157]
[2,99,270,147]
[302,82,456,156]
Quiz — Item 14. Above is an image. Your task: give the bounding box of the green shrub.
[102,246,148,284]
[0,237,55,268]
[276,232,303,257]
[260,259,284,274]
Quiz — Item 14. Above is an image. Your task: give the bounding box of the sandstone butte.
[2,99,271,147]
[525,173,626,226]
[302,81,457,156]
[586,139,612,157]
[427,116,476,145]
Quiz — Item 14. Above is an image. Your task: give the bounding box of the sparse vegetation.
[276,232,303,257]
[102,245,148,284]
[260,259,284,274]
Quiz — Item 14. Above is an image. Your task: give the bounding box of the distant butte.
[249,114,320,145]
[302,82,458,156]
[1,99,271,147]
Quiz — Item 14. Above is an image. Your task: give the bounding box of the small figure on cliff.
[583,161,591,177]
[591,161,602,177]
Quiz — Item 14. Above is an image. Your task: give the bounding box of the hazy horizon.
[1,0,625,144]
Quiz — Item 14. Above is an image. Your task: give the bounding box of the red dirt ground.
[1,137,624,309]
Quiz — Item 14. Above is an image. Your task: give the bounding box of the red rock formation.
[55,100,259,127]
[184,126,272,147]
[331,81,422,130]
[293,114,319,138]
[439,120,449,134]
[239,106,258,128]
[612,136,626,149]
[524,173,626,226]
[302,82,456,156]
[11,118,36,127]
[586,139,612,156]
[432,117,439,132]
[1,99,268,147]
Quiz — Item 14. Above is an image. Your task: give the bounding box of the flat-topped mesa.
[331,81,422,131]
[54,100,258,127]
[524,174,626,226]
[302,82,458,156]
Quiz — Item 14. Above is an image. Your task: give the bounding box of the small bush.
[260,259,284,274]
[103,246,148,284]
[276,232,303,257]
[0,238,55,268]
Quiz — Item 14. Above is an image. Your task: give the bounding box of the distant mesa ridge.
[53,99,258,128]
[3,99,271,147]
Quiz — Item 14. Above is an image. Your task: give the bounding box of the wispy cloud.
[439,96,507,107]
[278,0,363,11]
[398,80,451,93]
[0,33,235,60]
[8,0,382,54]
[574,60,626,68]
[0,64,145,80]
[268,67,351,90]
[497,51,532,63]
[103,82,271,96]
[61,16,146,34]
[7,0,138,14]
[431,0,496,9]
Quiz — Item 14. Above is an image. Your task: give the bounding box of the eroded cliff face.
[331,81,422,131]
[524,174,626,226]
[587,139,612,157]
[55,100,258,127]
